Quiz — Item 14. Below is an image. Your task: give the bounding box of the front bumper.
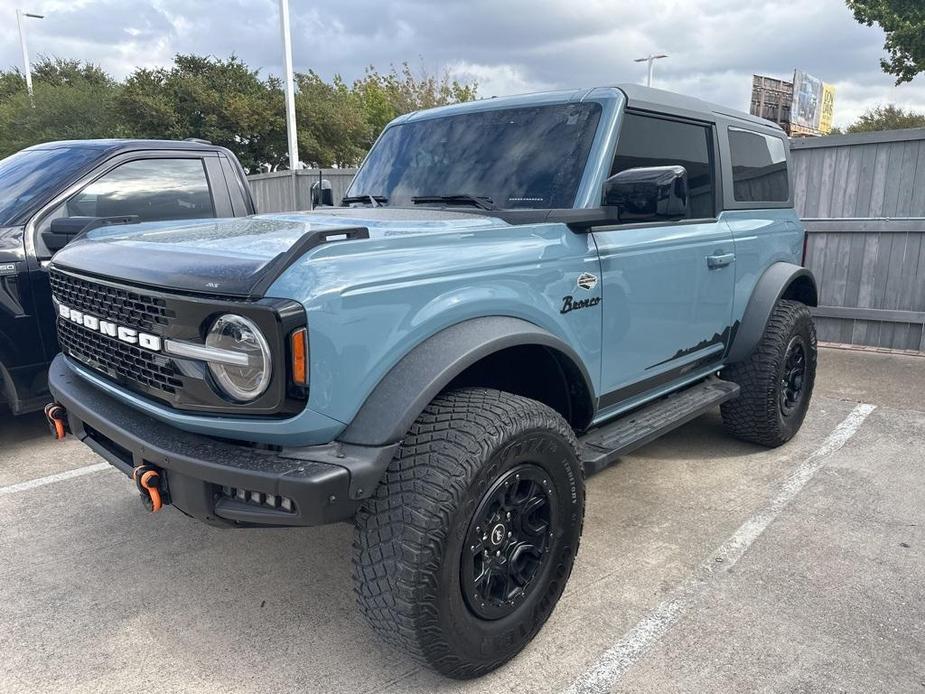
[48,354,398,527]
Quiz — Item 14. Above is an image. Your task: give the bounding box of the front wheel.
[721,299,817,447]
[353,387,585,679]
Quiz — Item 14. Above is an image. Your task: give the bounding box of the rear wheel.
[353,387,584,679]
[721,299,817,447]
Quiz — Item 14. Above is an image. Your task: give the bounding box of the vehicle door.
[591,111,736,412]
[29,152,233,361]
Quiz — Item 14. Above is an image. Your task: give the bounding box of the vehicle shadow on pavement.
[623,410,766,461]
[0,410,50,446]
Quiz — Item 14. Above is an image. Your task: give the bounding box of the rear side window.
[66,158,215,222]
[611,113,716,219]
[728,128,789,203]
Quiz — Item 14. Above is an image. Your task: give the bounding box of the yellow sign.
[819,83,836,135]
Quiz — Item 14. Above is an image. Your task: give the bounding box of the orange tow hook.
[44,403,68,440]
[132,465,164,513]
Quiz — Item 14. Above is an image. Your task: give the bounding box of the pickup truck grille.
[49,269,174,334]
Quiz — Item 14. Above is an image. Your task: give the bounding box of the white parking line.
[0,462,112,496]
[566,402,877,694]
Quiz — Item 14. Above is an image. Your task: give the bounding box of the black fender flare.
[726,262,818,363]
[338,316,595,447]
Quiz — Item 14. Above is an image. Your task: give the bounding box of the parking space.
[2,346,923,693]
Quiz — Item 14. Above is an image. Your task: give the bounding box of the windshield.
[0,146,102,226]
[347,102,603,210]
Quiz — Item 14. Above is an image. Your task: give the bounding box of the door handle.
[706,252,735,269]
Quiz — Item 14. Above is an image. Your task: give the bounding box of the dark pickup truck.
[0,139,255,414]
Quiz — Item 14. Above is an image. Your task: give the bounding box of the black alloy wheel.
[779,335,807,417]
[462,464,557,620]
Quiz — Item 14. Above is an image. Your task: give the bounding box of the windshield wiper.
[342,194,387,207]
[411,194,496,211]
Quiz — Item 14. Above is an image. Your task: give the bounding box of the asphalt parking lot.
[2,346,923,693]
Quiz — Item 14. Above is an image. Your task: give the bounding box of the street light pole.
[16,9,44,98]
[278,0,300,171]
[634,53,668,88]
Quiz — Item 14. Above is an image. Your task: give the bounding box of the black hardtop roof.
[615,83,785,134]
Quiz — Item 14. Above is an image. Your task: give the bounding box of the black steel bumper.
[48,354,398,527]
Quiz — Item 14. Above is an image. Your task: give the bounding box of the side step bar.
[579,377,740,476]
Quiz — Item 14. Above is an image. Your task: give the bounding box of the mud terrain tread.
[352,387,581,679]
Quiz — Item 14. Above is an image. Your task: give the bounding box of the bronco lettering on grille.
[57,303,163,352]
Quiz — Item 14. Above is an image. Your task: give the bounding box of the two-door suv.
[46,85,817,678]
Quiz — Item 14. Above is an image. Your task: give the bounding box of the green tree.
[293,71,368,167]
[845,104,925,132]
[0,57,122,158]
[118,55,287,171]
[847,0,925,84]
[31,57,113,88]
[0,68,26,101]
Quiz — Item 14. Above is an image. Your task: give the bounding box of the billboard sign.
[819,82,836,134]
[790,70,836,135]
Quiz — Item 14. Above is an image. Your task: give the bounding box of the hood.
[49,208,509,297]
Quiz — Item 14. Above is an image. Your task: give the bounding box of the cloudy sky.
[2,0,923,127]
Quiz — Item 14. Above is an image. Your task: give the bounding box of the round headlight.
[205,314,272,402]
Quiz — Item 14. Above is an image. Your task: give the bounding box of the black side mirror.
[43,215,140,253]
[602,166,688,223]
[310,179,334,208]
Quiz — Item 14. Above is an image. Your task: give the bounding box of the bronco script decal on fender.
[561,272,602,314]
[560,294,601,314]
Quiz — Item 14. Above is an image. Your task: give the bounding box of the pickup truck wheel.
[353,387,584,679]
[721,299,817,447]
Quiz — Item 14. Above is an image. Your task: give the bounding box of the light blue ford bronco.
[46,85,817,678]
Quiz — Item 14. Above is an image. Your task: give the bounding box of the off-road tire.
[353,387,585,679]
[721,299,817,447]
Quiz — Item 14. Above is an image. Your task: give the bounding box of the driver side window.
[70,158,214,221]
[39,157,215,237]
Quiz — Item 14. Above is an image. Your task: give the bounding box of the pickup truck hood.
[49,208,509,297]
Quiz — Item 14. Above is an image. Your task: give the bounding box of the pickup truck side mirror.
[602,165,689,223]
[43,215,140,253]
[310,179,334,208]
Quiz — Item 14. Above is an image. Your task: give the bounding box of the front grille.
[49,269,174,334]
[49,267,303,416]
[57,316,183,396]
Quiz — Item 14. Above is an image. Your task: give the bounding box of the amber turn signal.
[290,327,308,386]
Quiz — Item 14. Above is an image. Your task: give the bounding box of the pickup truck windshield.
[0,147,101,226]
[347,102,602,210]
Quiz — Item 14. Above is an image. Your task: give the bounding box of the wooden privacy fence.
[247,128,925,352]
[792,128,925,352]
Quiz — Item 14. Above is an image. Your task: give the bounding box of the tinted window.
[0,147,102,225]
[729,128,789,202]
[65,158,214,222]
[611,113,715,219]
[347,103,603,209]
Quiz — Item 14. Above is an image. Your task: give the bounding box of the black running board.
[579,377,739,476]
